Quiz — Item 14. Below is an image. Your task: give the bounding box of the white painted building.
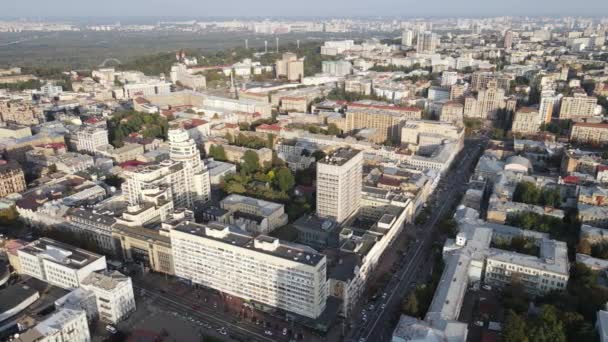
[17,238,107,290]
[170,222,328,319]
[81,271,136,324]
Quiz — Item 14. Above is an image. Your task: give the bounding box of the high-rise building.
[402,30,414,46]
[275,52,304,81]
[316,148,362,223]
[416,31,438,54]
[539,90,557,124]
[170,221,328,319]
[504,30,513,49]
[559,92,598,120]
[569,122,608,146]
[168,128,211,204]
[122,160,191,209]
[464,80,511,120]
[441,71,458,87]
[0,161,26,197]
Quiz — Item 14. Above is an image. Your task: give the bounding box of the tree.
[275,168,295,193]
[529,305,566,342]
[402,292,419,317]
[241,151,260,174]
[327,123,341,136]
[209,145,227,161]
[577,239,592,255]
[503,310,529,342]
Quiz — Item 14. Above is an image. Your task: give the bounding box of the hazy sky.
[3,0,608,18]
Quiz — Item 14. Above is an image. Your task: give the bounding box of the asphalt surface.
[348,139,484,342]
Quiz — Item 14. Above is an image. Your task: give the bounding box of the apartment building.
[0,161,26,197]
[71,126,109,154]
[15,308,91,342]
[321,60,352,76]
[464,80,514,120]
[401,30,414,46]
[168,128,211,204]
[0,99,44,126]
[569,122,608,146]
[81,271,136,324]
[559,92,597,120]
[345,103,422,143]
[416,31,438,54]
[113,224,174,275]
[275,52,304,81]
[511,107,541,134]
[170,222,328,319]
[439,101,464,125]
[470,71,511,92]
[219,194,288,234]
[65,208,116,254]
[539,90,557,124]
[17,238,107,290]
[317,148,363,223]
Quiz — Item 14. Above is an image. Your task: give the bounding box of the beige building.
[559,93,597,120]
[113,224,174,275]
[401,120,464,148]
[0,99,44,126]
[511,107,541,134]
[203,140,273,166]
[0,161,26,197]
[439,101,464,125]
[345,104,422,143]
[275,52,304,82]
[171,221,328,319]
[280,96,308,112]
[450,84,467,100]
[570,122,608,146]
[464,80,513,120]
[317,148,362,223]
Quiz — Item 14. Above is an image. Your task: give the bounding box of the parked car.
[105,325,117,334]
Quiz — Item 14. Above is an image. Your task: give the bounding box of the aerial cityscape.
[1,5,608,342]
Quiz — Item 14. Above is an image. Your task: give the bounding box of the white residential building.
[170,222,328,319]
[321,60,352,76]
[17,238,107,290]
[170,63,206,90]
[81,271,136,324]
[122,80,171,99]
[16,308,91,342]
[168,128,211,204]
[72,126,109,154]
[316,148,363,223]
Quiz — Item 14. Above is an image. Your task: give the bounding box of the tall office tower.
[316,148,362,223]
[402,30,414,47]
[170,221,329,319]
[504,30,513,49]
[168,128,211,204]
[416,31,438,54]
[539,90,557,124]
[464,80,508,120]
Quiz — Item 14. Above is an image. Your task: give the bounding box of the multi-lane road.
[349,139,484,342]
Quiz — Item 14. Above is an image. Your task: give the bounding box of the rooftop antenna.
[276,37,279,53]
[264,40,268,53]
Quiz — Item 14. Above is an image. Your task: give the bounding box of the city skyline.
[3,0,608,18]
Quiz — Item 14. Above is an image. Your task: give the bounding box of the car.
[264,330,273,336]
[381,304,386,309]
[256,320,261,325]
[482,285,492,291]
[105,325,117,334]
[283,328,288,336]
[359,338,366,342]
[474,321,484,327]
[382,292,387,299]
[219,329,227,335]
[362,316,367,322]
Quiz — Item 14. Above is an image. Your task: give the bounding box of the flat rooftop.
[19,238,104,270]
[173,222,324,267]
[318,148,361,166]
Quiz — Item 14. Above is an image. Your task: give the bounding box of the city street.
[348,139,484,342]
